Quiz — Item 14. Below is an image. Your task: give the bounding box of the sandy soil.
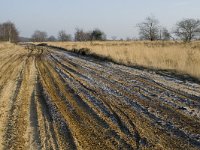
[0,45,200,150]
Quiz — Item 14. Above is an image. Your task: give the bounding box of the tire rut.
[0,45,200,150]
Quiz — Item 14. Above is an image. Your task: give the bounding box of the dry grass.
[0,42,23,52]
[0,42,14,49]
[47,41,200,79]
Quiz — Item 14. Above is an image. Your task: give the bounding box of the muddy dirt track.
[0,45,200,150]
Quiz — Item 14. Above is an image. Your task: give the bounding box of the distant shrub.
[72,48,91,55]
[37,43,48,46]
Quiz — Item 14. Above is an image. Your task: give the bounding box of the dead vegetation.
[47,41,200,79]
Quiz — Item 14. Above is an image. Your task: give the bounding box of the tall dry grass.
[0,42,14,49]
[48,41,200,78]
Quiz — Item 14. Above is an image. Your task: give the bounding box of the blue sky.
[1,0,200,39]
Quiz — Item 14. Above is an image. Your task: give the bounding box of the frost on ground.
[0,45,200,150]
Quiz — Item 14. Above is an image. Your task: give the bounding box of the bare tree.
[58,30,72,41]
[31,30,47,42]
[74,28,106,42]
[0,21,19,43]
[48,35,57,42]
[137,16,159,41]
[159,27,171,40]
[0,24,4,41]
[74,28,90,41]
[174,18,200,42]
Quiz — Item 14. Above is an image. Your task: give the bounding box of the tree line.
[1,16,200,43]
[137,16,200,42]
[0,21,19,43]
[31,28,106,42]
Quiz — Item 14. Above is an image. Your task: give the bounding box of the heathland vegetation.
[47,41,200,79]
[1,16,200,79]
[1,14,200,149]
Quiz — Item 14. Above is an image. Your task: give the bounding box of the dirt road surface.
[0,45,200,150]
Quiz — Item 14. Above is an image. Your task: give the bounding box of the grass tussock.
[46,41,200,78]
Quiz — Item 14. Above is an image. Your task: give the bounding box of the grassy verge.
[46,41,200,80]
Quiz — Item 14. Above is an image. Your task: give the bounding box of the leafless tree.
[159,27,171,40]
[137,16,159,41]
[48,35,57,42]
[0,21,19,43]
[0,24,4,41]
[31,30,47,42]
[74,28,91,41]
[174,18,200,42]
[58,30,72,41]
[74,28,106,42]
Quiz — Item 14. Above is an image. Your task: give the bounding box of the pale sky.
[1,0,200,39]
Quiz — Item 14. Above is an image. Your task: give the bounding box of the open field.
[47,41,200,79]
[0,42,200,149]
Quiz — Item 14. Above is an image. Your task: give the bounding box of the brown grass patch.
[47,41,200,78]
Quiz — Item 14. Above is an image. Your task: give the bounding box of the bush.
[37,43,48,46]
[72,48,91,55]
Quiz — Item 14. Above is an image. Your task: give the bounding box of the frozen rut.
[0,45,200,150]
